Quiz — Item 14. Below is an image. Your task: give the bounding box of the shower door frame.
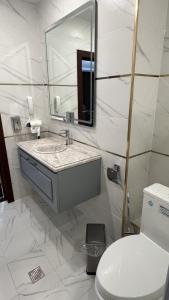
[0,115,14,203]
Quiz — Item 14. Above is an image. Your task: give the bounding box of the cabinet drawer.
[20,155,53,200]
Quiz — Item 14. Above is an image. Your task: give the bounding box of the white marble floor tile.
[80,283,100,300]
[0,263,17,300]
[1,228,43,264]
[0,196,99,300]
[8,255,63,300]
[9,296,20,300]
[56,253,99,300]
[64,275,96,300]
[35,288,71,300]
[56,253,86,282]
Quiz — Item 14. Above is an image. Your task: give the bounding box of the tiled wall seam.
[152,150,169,158]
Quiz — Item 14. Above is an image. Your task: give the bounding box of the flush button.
[148,200,153,207]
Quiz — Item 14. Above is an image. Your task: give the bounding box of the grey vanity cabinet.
[18,148,101,213]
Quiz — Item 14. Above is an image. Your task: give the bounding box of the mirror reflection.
[45,1,96,126]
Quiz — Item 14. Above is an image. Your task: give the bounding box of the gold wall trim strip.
[96,74,131,80]
[135,73,159,78]
[152,150,169,158]
[160,74,169,77]
[122,0,140,236]
[129,150,151,159]
[0,83,47,86]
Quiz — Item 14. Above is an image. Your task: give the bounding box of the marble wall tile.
[135,0,168,75]
[127,0,169,228]
[97,0,135,77]
[0,0,44,84]
[35,0,134,240]
[38,0,135,79]
[160,3,169,75]
[0,85,49,137]
[152,77,169,155]
[38,0,88,30]
[0,83,49,200]
[127,153,151,222]
[4,132,50,201]
[49,77,131,156]
[5,136,33,200]
[130,76,159,156]
[149,153,169,187]
[0,0,134,242]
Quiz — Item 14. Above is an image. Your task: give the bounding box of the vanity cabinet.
[18,148,101,213]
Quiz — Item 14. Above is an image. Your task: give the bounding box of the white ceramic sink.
[35,143,67,154]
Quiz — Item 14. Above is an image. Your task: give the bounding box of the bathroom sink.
[35,143,67,154]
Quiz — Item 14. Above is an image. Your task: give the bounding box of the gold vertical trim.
[122,0,140,236]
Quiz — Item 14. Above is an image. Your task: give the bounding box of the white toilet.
[95,183,169,300]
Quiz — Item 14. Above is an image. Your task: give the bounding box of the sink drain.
[28,266,45,284]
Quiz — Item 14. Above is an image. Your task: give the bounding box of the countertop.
[17,135,101,173]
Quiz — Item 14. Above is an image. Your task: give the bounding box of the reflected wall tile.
[130,76,159,156]
[135,0,168,75]
[49,77,131,155]
[0,0,43,84]
[49,86,78,119]
[152,77,169,155]
[46,12,91,86]
[128,153,151,221]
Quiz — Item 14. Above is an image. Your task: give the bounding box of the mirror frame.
[45,0,97,126]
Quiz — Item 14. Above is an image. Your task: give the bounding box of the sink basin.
[35,143,67,154]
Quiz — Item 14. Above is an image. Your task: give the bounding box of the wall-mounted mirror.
[45,1,96,127]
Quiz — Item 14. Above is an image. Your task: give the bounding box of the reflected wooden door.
[0,115,14,203]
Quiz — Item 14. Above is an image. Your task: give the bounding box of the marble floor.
[0,194,100,300]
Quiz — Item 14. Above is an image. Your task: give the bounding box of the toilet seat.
[95,234,169,300]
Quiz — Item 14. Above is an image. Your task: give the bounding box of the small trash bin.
[85,224,106,275]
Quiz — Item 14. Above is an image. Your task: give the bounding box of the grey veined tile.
[0,263,17,300]
[8,255,63,300]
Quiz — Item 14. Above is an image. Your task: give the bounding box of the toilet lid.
[96,234,169,300]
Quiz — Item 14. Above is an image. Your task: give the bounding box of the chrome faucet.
[60,129,72,145]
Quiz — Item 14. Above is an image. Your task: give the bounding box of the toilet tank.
[141,183,169,252]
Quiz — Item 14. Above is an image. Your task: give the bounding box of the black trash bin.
[85,224,106,275]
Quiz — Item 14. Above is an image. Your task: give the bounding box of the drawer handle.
[25,157,37,167]
[30,161,37,167]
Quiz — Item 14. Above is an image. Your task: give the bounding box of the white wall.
[36,0,136,239]
[0,0,137,240]
[127,0,169,224]
[0,0,49,200]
